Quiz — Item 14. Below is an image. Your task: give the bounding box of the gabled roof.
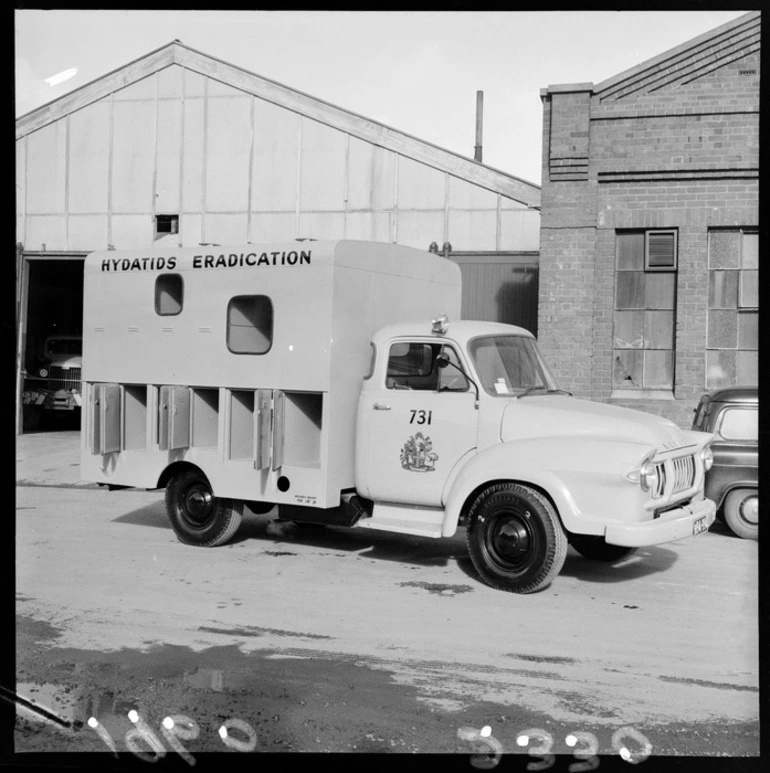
[595,11,760,100]
[539,11,760,101]
[16,40,540,208]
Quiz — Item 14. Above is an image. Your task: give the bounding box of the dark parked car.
[692,386,758,540]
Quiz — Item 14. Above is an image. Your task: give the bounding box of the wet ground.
[13,610,760,762]
[12,485,761,765]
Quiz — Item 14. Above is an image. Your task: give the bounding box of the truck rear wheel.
[466,483,567,594]
[723,488,758,540]
[569,534,637,562]
[165,470,243,547]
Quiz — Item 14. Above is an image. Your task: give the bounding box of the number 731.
[409,409,432,425]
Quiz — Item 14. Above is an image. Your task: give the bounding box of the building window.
[155,274,183,316]
[227,295,273,354]
[612,230,677,390]
[155,214,179,239]
[706,229,758,388]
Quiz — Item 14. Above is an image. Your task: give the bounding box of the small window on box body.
[155,274,183,316]
[227,295,273,354]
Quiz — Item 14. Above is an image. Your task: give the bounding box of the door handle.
[373,403,391,411]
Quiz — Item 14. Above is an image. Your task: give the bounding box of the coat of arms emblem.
[400,432,439,472]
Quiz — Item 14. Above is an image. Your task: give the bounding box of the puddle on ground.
[81,691,140,741]
[16,682,79,726]
[397,581,475,596]
[183,668,225,691]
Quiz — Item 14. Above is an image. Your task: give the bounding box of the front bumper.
[45,390,82,411]
[604,497,716,547]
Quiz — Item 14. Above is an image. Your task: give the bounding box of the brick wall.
[538,13,759,429]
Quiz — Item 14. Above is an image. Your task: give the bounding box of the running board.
[355,502,445,538]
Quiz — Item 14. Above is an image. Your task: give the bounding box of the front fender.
[706,477,758,511]
[441,437,654,537]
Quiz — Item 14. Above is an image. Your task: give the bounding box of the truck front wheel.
[466,483,567,593]
[165,470,243,547]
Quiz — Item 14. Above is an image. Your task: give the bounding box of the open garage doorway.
[18,254,86,434]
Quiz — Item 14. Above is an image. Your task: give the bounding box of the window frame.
[154,273,184,317]
[644,229,678,272]
[226,294,274,355]
[716,405,758,443]
[612,229,677,393]
[384,340,469,393]
[705,227,758,389]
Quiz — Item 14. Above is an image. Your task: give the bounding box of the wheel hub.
[184,487,213,523]
[492,515,532,561]
[740,495,759,526]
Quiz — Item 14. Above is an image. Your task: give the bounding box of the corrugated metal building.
[15,40,541,433]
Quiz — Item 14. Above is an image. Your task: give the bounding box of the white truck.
[81,239,716,593]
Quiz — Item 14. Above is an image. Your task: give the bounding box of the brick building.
[538,11,759,428]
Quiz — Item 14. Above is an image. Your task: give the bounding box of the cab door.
[360,339,478,506]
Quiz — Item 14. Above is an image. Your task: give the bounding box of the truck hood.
[500,395,693,451]
[47,355,82,369]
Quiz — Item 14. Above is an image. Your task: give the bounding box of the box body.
[81,240,461,507]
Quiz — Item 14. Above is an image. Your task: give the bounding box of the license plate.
[693,516,708,536]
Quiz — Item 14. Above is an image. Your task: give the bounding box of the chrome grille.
[668,454,695,496]
[47,366,82,392]
[653,463,666,498]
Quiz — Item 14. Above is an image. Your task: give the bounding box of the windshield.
[46,338,82,357]
[468,335,558,396]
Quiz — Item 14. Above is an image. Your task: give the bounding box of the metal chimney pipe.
[474,90,484,163]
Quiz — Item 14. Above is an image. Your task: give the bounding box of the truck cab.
[81,239,716,594]
[353,317,716,591]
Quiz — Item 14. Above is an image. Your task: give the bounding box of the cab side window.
[718,406,758,442]
[386,342,467,392]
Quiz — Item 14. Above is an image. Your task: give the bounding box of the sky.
[15,9,751,185]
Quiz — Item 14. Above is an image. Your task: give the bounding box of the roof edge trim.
[16,40,540,207]
[594,11,760,95]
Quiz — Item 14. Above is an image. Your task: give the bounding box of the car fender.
[708,478,758,511]
[441,437,653,537]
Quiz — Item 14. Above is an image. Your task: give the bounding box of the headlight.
[39,368,48,378]
[640,459,664,498]
[700,446,714,472]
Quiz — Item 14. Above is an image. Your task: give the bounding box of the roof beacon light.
[432,315,449,335]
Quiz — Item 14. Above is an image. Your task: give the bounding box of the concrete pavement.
[16,429,93,488]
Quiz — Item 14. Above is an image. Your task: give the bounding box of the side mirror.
[434,350,479,409]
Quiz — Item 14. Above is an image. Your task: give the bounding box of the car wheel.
[723,488,758,540]
[569,534,637,562]
[165,469,243,546]
[466,483,567,594]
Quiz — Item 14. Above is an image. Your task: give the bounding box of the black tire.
[165,469,243,546]
[569,534,637,562]
[723,488,758,540]
[466,483,567,594]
